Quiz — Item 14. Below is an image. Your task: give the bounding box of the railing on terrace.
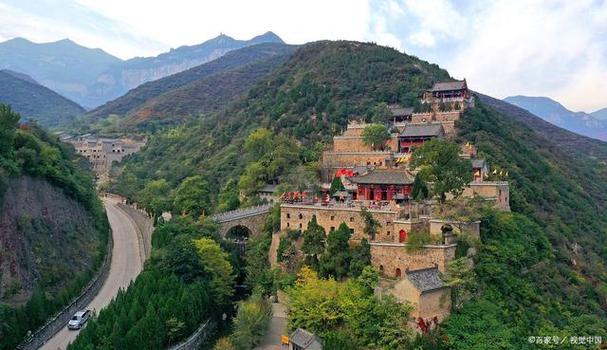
[281,199,434,218]
[210,204,273,223]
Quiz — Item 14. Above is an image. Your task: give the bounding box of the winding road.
[41,197,145,350]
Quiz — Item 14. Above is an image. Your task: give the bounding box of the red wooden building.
[350,169,414,201]
[398,123,445,153]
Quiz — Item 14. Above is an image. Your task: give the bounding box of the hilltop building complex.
[273,80,510,326]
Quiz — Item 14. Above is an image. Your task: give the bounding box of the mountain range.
[0,32,283,108]
[504,95,607,141]
[0,69,85,127]
[84,42,295,132]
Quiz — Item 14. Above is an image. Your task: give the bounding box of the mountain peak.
[250,31,284,44]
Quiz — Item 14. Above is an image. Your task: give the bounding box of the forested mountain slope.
[0,70,86,128]
[0,105,108,350]
[114,41,449,195]
[108,41,606,348]
[84,43,294,127]
[120,53,294,130]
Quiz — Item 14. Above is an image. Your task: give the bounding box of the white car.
[67,310,91,330]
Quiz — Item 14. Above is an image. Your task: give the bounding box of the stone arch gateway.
[210,204,273,238]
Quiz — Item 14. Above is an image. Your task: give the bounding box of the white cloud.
[73,0,371,56]
[0,1,164,58]
[443,0,606,111]
[402,0,467,40]
[408,31,436,48]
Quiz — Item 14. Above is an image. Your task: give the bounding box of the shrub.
[230,293,272,350]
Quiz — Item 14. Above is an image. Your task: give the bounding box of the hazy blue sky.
[0,0,605,111]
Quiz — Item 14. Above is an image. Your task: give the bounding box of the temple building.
[471,159,489,182]
[389,104,414,123]
[350,169,414,201]
[422,79,471,106]
[398,123,445,153]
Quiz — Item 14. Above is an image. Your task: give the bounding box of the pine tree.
[319,223,352,279]
[302,215,326,271]
[411,174,430,200]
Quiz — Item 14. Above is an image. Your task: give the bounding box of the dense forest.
[68,217,235,349]
[0,105,108,350]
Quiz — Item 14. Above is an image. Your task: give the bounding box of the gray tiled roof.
[290,328,323,350]
[258,184,278,193]
[350,170,413,185]
[406,267,446,293]
[389,105,414,117]
[430,80,467,92]
[352,165,371,175]
[471,159,487,169]
[401,123,444,138]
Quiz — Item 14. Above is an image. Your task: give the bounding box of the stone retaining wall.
[117,203,154,259]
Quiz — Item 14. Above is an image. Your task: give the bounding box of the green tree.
[349,239,371,277]
[160,237,205,283]
[0,104,20,161]
[411,174,430,200]
[370,102,392,124]
[217,179,240,212]
[329,176,345,195]
[244,128,274,160]
[287,267,414,347]
[411,139,473,202]
[238,161,267,197]
[139,179,173,218]
[319,223,352,279]
[115,170,139,203]
[361,124,390,151]
[302,215,326,270]
[193,237,235,306]
[360,207,380,240]
[278,163,320,193]
[230,293,272,350]
[165,317,186,345]
[444,257,477,309]
[173,175,211,217]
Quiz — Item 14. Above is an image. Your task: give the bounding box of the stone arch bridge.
[210,204,273,238]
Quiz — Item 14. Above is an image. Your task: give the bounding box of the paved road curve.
[41,197,144,350]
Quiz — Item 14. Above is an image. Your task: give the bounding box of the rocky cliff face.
[0,176,101,305]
